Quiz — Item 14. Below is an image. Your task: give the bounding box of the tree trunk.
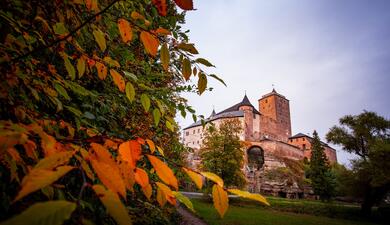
[361,186,374,216]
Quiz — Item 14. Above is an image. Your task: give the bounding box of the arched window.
[247,146,264,170]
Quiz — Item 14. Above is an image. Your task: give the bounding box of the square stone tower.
[258,89,292,142]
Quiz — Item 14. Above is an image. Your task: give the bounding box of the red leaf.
[174,0,194,10]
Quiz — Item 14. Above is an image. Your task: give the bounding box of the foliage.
[307,131,335,201]
[326,111,390,215]
[199,119,247,188]
[0,0,267,223]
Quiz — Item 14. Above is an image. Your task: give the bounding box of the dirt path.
[177,205,208,225]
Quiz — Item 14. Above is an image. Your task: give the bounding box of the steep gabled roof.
[217,95,260,115]
[183,95,259,130]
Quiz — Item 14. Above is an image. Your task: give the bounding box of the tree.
[307,131,335,200]
[326,111,390,215]
[0,0,269,223]
[199,118,246,188]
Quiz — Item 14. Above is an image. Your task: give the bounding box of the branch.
[6,0,121,65]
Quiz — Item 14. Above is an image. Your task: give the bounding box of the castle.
[182,89,337,198]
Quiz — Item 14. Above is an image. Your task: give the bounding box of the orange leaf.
[147,155,178,190]
[90,143,116,169]
[117,18,133,43]
[134,167,149,188]
[110,69,125,92]
[142,183,152,200]
[118,140,142,169]
[152,0,167,16]
[14,166,74,202]
[173,0,194,10]
[156,186,167,207]
[145,139,155,153]
[41,133,57,156]
[95,61,107,80]
[212,184,228,218]
[75,155,95,180]
[118,161,135,192]
[140,31,159,57]
[34,151,74,170]
[104,139,118,150]
[201,171,224,187]
[90,159,126,198]
[154,27,171,36]
[183,167,203,189]
[23,140,38,160]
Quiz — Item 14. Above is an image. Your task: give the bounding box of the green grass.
[191,198,380,225]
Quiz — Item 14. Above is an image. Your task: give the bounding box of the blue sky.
[176,0,390,166]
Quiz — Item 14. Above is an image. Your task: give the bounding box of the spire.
[209,108,216,118]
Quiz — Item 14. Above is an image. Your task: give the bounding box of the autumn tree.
[200,119,246,188]
[326,111,390,215]
[306,131,335,201]
[0,0,268,223]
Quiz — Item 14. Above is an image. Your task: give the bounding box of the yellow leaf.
[110,69,125,92]
[118,18,133,43]
[62,54,76,80]
[183,167,202,189]
[156,146,165,156]
[142,183,152,200]
[92,185,133,225]
[145,139,155,153]
[118,140,142,169]
[156,187,167,207]
[1,201,76,225]
[212,184,228,218]
[34,151,74,169]
[125,82,135,102]
[134,167,149,188]
[156,182,176,206]
[173,191,195,212]
[198,73,207,94]
[14,166,74,202]
[227,189,270,206]
[140,31,159,56]
[75,155,95,180]
[147,155,178,190]
[103,56,120,68]
[160,43,169,71]
[77,57,86,78]
[90,159,126,198]
[90,143,116,168]
[93,28,106,51]
[95,61,107,80]
[182,58,191,80]
[201,172,224,187]
[140,93,151,112]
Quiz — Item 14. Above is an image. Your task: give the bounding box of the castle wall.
[288,136,337,163]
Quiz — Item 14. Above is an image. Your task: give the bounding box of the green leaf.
[140,93,150,112]
[177,43,198,54]
[209,74,226,86]
[173,191,195,212]
[198,73,207,94]
[83,111,96,120]
[153,108,161,126]
[93,29,106,51]
[1,201,76,225]
[125,82,135,102]
[62,55,75,80]
[123,71,138,81]
[196,58,215,67]
[77,57,86,78]
[182,58,191,80]
[192,114,197,123]
[166,121,174,132]
[54,83,70,100]
[64,81,96,97]
[160,43,169,71]
[65,106,82,117]
[53,23,68,35]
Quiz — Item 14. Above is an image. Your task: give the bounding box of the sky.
[176,0,390,166]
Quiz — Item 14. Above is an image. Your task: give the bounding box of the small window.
[193,130,195,134]
[303,144,306,149]
[193,141,194,144]
[197,140,199,144]
[198,129,200,133]
[186,131,189,136]
[302,138,305,141]
[265,99,268,103]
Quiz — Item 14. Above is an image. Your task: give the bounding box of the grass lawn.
[191,198,380,225]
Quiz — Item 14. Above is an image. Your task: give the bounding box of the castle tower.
[258,89,292,142]
[239,95,254,140]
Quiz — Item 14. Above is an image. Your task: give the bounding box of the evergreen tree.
[308,131,335,200]
[200,119,246,188]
